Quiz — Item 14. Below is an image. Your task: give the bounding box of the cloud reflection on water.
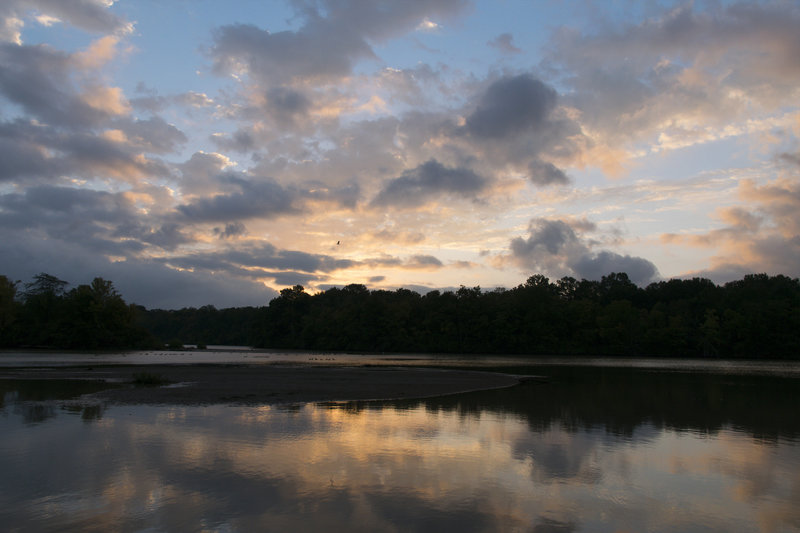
[2,365,800,532]
[1,396,798,532]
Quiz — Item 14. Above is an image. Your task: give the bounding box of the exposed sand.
[0,364,525,405]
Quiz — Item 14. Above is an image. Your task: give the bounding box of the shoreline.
[0,364,527,406]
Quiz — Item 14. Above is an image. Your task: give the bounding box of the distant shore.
[0,364,525,406]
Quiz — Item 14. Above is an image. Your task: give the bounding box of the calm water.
[1,360,799,532]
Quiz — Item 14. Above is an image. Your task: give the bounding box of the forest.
[1,272,798,358]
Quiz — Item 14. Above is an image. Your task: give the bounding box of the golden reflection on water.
[2,377,800,532]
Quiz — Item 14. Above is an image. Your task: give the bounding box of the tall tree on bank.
[9,273,155,349]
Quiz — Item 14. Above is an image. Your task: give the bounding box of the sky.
[1,0,798,309]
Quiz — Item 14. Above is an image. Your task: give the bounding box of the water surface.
[1,362,798,532]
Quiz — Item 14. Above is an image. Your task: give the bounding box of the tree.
[23,272,68,299]
[0,276,19,346]
[18,273,69,346]
[63,278,135,348]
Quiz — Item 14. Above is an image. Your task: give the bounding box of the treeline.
[0,273,156,349]
[1,272,798,357]
[250,273,800,358]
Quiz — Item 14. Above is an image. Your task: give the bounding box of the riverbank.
[0,364,525,405]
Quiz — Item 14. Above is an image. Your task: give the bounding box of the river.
[1,353,798,532]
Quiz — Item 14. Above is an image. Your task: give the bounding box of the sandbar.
[0,364,525,405]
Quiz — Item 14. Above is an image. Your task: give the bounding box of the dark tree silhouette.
[2,271,798,357]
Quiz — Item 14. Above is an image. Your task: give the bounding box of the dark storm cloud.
[371,159,489,208]
[0,185,172,256]
[177,177,299,222]
[572,251,658,286]
[0,43,105,128]
[465,74,557,140]
[528,159,570,186]
[0,185,135,226]
[106,259,278,309]
[510,219,579,257]
[510,218,658,285]
[487,33,521,54]
[209,0,468,83]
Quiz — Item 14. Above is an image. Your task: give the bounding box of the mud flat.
[0,364,525,405]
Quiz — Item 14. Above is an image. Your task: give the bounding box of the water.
[1,359,799,532]
[3,348,800,376]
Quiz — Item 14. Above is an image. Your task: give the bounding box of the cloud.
[371,159,489,208]
[511,219,581,257]
[269,271,322,287]
[661,177,800,280]
[466,74,557,140]
[265,86,311,125]
[72,34,123,70]
[209,0,468,84]
[509,218,659,285]
[549,2,800,160]
[225,244,355,273]
[452,73,584,185]
[0,0,131,44]
[376,64,443,106]
[209,128,256,153]
[416,18,441,33]
[0,32,176,187]
[0,43,105,128]
[487,33,521,54]
[209,0,469,81]
[0,14,23,44]
[528,159,569,186]
[178,151,237,195]
[0,184,189,254]
[177,176,300,223]
[213,222,247,240]
[572,251,659,286]
[107,259,278,309]
[129,89,215,114]
[144,242,366,292]
[210,22,371,83]
[113,116,187,154]
[0,122,56,182]
[303,181,361,209]
[779,152,800,167]
[407,255,444,269]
